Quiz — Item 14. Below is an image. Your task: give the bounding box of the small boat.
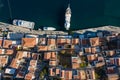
[13,19,35,29]
[43,27,56,31]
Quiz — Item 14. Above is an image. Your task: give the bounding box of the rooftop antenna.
[7,0,13,21]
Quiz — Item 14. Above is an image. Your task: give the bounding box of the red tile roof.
[47,38,56,45]
[90,37,100,47]
[22,38,37,48]
[3,40,12,48]
[10,58,20,69]
[25,72,35,80]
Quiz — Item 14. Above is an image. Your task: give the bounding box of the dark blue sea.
[0,0,120,30]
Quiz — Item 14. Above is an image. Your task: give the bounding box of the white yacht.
[13,19,35,29]
[43,27,56,31]
[64,4,71,30]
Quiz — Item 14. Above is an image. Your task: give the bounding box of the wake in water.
[0,0,4,8]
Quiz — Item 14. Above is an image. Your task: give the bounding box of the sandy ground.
[0,22,120,34]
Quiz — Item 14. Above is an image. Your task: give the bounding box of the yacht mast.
[7,0,12,20]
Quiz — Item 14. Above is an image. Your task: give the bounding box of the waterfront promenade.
[0,22,120,35]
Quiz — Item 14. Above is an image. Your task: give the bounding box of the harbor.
[1,0,120,30]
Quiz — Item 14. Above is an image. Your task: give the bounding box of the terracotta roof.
[57,38,65,44]
[116,58,120,66]
[0,56,8,67]
[0,49,5,54]
[72,63,79,69]
[66,39,71,44]
[57,38,71,45]
[49,60,57,66]
[28,66,36,72]
[47,38,56,45]
[87,54,98,61]
[0,39,2,47]
[85,47,91,53]
[90,37,100,47]
[51,52,56,59]
[22,38,37,48]
[3,40,12,48]
[61,70,65,78]
[65,70,72,79]
[38,45,48,51]
[49,68,55,76]
[25,72,35,80]
[72,38,79,45]
[32,53,38,60]
[6,49,14,55]
[78,70,86,79]
[16,71,25,78]
[16,51,31,59]
[91,47,97,54]
[44,52,51,60]
[72,57,78,63]
[56,68,60,75]
[29,60,37,67]
[10,58,20,69]
[106,50,115,56]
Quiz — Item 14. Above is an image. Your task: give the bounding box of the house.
[22,38,38,48]
[90,37,100,47]
[71,38,79,45]
[105,50,116,57]
[80,38,89,47]
[47,38,56,45]
[107,74,119,80]
[5,49,14,55]
[64,70,72,80]
[29,60,37,67]
[87,54,98,61]
[44,52,57,60]
[47,45,56,51]
[109,57,120,66]
[37,45,48,51]
[49,67,61,77]
[91,47,100,54]
[16,51,31,60]
[38,37,46,45]
[4,68,16,80]
[84,47,91,53]
[32,53,39,60]
[10,58,20,69]
[49,67,55,76]
[0,56,9,67]
[106,66,117,74]
[3,40,13,48]
[0,39,2,48]
[7,32,24,40]
[44,52,51,60]
[71,56,80,69]
[57,38,71,45]
[86,68,96,80]
[78,70,86,80]
[49,60,57,66]
[60,69,72,80]
[25,72,35,80]
[0,49,5,55]
[15,71,25,79]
